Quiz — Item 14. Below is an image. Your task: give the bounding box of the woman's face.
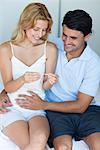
[26,19,48,44]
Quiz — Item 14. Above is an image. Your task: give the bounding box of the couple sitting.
[0,2,100,150]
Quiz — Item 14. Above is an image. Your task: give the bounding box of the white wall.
[60,0,100,56]
[0,0,100,55]
[0,0,59,43]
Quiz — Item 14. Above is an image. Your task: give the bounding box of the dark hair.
[62,9,92,36]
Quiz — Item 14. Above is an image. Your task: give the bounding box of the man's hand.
[0,89,12,113]
[16,91,47,110]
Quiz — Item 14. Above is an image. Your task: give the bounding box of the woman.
[0,3,57,150]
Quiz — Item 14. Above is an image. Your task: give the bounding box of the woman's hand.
[45,73,58,85]
[42,73,58,90]
[23,72,41,83]
[16,91,46,110]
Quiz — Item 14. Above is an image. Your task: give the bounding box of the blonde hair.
[11,3,53,44]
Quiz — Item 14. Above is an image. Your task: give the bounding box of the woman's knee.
[28,133,48,150]
[35,132,49,144]
[18,138,29,150]
[54,143,72,150]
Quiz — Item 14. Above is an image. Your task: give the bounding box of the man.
[0,90,11,113]
[1,9,100,150]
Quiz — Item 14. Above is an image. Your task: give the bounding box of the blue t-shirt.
[46,38,100,106]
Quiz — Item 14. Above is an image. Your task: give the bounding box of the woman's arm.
[0,43,41,93]
[0,43,25,93]
[43,42,58,90]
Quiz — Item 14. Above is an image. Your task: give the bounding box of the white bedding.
[0,131,89,150]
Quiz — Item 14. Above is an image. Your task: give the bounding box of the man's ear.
[84,33,91,41]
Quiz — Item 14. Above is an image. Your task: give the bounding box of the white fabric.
[0,132,20,150]
[0,131,89,150]
[8,42,46,113]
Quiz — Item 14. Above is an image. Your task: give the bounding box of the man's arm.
[16,91,93,113]
[0,89,12,113]
[44,92,93,113]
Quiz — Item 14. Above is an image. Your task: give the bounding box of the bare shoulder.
[0,41,11,56]
[46,41,57,53]
[47,41,57,49]
[46,41,57,60]
[0,42,10,51]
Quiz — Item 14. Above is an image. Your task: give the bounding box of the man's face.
[62,25,87,54]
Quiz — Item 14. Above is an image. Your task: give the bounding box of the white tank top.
[8,42,47,111]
